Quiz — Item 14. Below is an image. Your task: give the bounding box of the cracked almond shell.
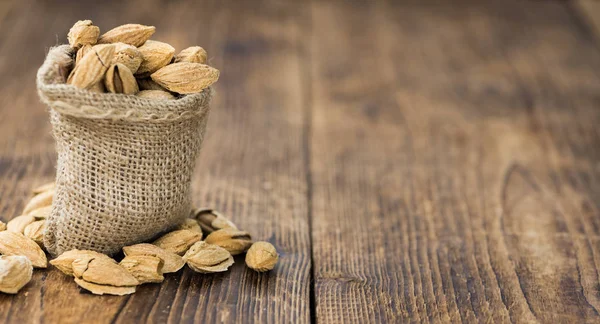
[152,229,202,255]
[50,249,116,276]
[122,243,185,273]
[183,241,234,273]
[74,278,136,296]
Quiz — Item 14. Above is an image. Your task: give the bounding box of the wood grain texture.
[309,0,600,323]
[2,0,600,323]
[0,0,310,323]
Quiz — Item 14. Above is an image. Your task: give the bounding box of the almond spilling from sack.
[5,188,279,296]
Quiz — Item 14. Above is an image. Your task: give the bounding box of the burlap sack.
[36,45,212,256]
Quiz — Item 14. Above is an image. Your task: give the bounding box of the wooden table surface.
[1,0,600,323]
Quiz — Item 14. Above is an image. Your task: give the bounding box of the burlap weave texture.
[36,45,211,256]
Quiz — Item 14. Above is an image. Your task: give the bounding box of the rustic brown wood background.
[1,0,600,323]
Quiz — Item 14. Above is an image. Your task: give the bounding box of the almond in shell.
[113,42,143,73]
[97,23,155,47]
[50,249,116,276]
[67,20,99,49]
[152,229,202,255]
[23,220,45,247]
[183,241,233,273]
[0,255,33,294]
[174,46,207,64]
[151,62,219,94]
[122,243,185,273]
[204,228,252,256]
[6,215,35,234]
[0,231,47,268]
[68,44,115,89]
[74,278,136,296]
[75,257,139,287]
[136,40,175,76]
[120,255,164,284]
[105,63,139,94]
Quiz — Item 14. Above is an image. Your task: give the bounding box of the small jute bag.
[36,45,212,256]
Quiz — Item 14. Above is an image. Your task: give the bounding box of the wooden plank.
[309,0,600,323]
[574,0,600,38]
[0,0,311,323]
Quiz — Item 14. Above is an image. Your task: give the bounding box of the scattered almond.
[122,243,185,273]
[174,46,207,64]
[75,257,139,286]
[6,215,35,234]
[0,231,47,268]
[136,40,175,76]
[23,220,45,247]
[0,255,33,294]
[97,23,155,47]
[67,20,99,49]
[120,255,164,284]
[105,63,139,94]
[152,229,201,255]
[74,278,136,296]
[192,208,237,233]
[151,62,219,94]
[22,189,54,214]
[204,228,252,256]
[183,241,233,273]
[245,242,278,272]
[50,250,116,276]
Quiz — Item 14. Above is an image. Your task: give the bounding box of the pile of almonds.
[65,20,219,99]
[0,183,278,295]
